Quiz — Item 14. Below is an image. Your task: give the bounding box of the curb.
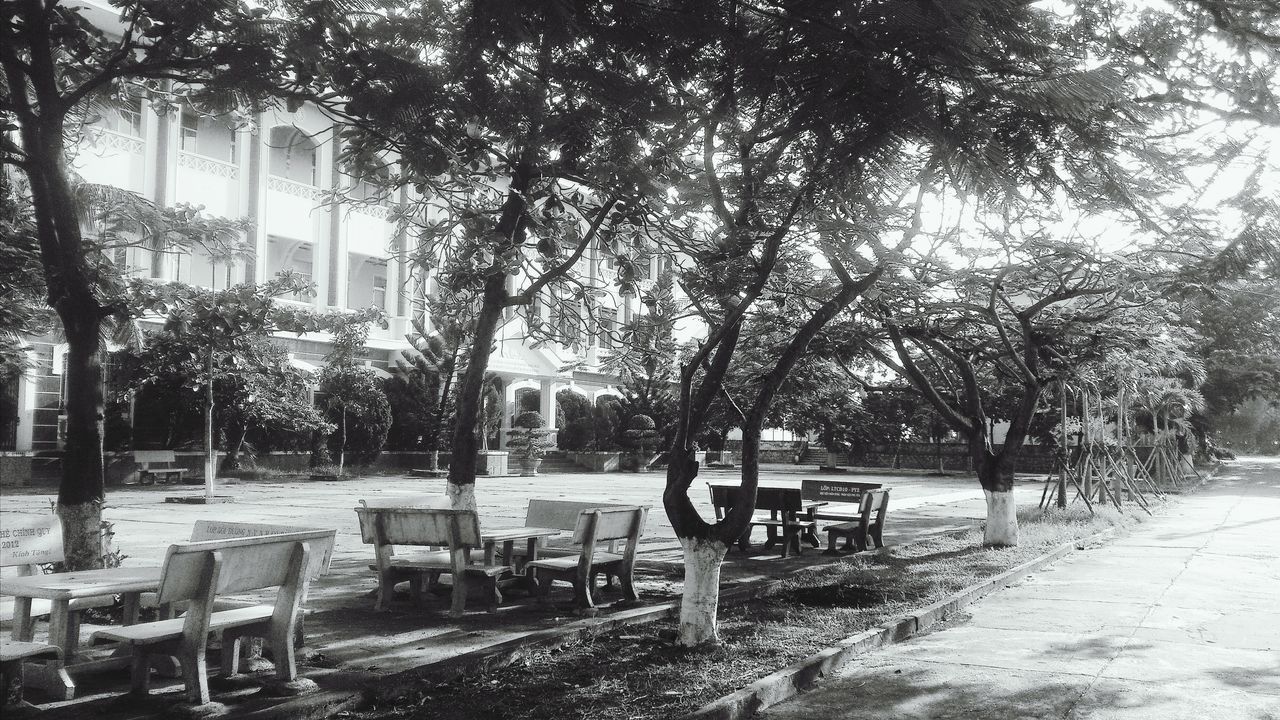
[685,529,1119,720]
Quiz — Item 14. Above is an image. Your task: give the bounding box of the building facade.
[2,96,653,455]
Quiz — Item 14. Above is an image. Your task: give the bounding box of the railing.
[351,202,391,220]
[87,128,144,155]
[267,174,322,200]
[178,151,239,179]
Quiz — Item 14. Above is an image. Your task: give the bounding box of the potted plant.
[507,410,552,476]
[622,414,659,472]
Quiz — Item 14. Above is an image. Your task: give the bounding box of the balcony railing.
[267,174,321,200]
[87,128,144,155]
[178,151,239,179]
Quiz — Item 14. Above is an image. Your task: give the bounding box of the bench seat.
[0,640,60,664]
[522,550,622,573]
[1,640,67,708]
[91,605,274,646]
[1,595,115,625]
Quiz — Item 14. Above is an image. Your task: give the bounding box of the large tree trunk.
[57,315,106,570]
[976,450,1019,547]
[664,450,741,647]
[676,536,728,647]
[445,274,505,509]
[445,165,529,509]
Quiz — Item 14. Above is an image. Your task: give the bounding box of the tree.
[319,323,392,476]
[1,0,294,567]
[294,2,690,510]
[127,330,328,470]
[645,0,1166,647]
[126,273,384,498]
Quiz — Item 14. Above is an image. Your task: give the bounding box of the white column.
[13,349,38,452]
[539,378,557,446]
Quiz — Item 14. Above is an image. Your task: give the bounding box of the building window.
[347,255,387,311]
[268,126,319,186]
[182,109,238,163]
[180,110,199,152]
[269,236,314,300]
[551,298,582,346]
[598,306,619,350]
[104,96,143,137]
[372,272,387,310]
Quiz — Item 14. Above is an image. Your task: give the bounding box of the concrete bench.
[1,641,62,711]
[1,513,110,700]
[504,498,644,579]
[800,479,885,522]
[354,506,513,617]
[526,506,646,615]
[91,529,334,706]
[133,450,187,485]
[821,489,891,554]
[708,484,818,558]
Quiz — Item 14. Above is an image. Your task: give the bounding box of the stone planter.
[476,451,508,476]
[568,452,622,472]
[517,456,542,477]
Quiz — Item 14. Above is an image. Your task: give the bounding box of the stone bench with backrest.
[132,450,187,485]
[707,484,817,558]
[800,479,885,522]
[1,641,62,711]
[90,529,334,707]
[525,506,646,615]
[1,513,106,701]
[140,521,337,655]
[353,505,512,617]
[504,498,646,584]
[820,489,891,554]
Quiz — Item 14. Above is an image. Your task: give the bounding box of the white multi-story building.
[1,97,655,455]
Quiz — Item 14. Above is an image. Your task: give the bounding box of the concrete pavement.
[0,465,1048,714]
[761,456,1280,720]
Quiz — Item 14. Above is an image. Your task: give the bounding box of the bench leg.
[449,576,467,618]
[573,576,596,613]
[270,624,298,682]
[853,527,868,553]
[485,577,503,614]
[129,649,152,695]
[869,522,883,550]
[618,567,638,603]
[408,575,425,605]
[220,636,242,677]
[823,531,842,556]
[534,570,555,603]
[12,597,34,642]
[179,648,211,706]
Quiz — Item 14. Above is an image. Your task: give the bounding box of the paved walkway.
[0,465,1047,715]
[762,457,1280,720]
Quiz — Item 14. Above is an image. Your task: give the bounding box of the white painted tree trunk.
[983,489,1019,546]
[447,482,477,512]
[676,536,728,648]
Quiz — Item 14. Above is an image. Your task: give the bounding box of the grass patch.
[341,504,1138,720]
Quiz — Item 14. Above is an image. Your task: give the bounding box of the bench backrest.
[0,514,63,570]
[859,489,890,524]
[354,507,483,548]
[800,479,883,504]
[189,521,336,578]
[569,507,645,570]
[156,530,332,604]
[133,450,177,465]
[708,484,801,514]
[524,498,633,530]
[358,495,451,509]
[570,506,647,545]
